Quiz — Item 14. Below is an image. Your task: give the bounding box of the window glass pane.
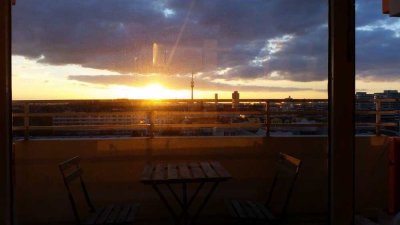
[355,0,399,223]
[12,1,328,225]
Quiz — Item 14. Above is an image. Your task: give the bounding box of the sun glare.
[111,83,189,99]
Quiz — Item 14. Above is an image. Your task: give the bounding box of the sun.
[110,83,188,99]
[144,83,164,95]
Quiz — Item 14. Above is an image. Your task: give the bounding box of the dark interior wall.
[0,1,12,225]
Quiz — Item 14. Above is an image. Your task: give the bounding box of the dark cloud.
[12,0,399,85]
[354,0,400,82]
[355,0,393,27]
[356,28,400,81]
[12,0,327,80]
[263,26,328,82]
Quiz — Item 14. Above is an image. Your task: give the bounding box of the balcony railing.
[11,98,400,139]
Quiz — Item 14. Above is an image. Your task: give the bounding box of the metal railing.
[11,98,399,139]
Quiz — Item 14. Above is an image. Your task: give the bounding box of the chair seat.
[84,203,140,225]
[227,200,276,221]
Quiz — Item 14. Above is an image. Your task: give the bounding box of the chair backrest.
[59,156,95,225]
[265,152,302,219]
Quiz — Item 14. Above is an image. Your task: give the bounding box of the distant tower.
[191,72,194,100]
[215,93,219,110]
[232,91,240,109]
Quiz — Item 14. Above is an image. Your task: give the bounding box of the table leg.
[177,182,204,224]
[188,182,205,206]
[152,184,180,224]
[152,181,221,225]
[191,182,220,224]
[182,183,188,225]
[166,183,184,208]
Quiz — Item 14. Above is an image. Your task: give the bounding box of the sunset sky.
[11,0,400,100]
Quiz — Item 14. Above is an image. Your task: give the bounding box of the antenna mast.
[191,71,194,100]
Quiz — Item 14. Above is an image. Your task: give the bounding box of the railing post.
[375,99,381,136]
[24,103,29,140]
[266,100,270,137]
[148,111,154,138]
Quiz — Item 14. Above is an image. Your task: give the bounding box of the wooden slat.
[246,201,265,220]
[241,201,257,219]
[13,111,148,118]
[105,205,121,224]
[95,205,114,225]
[210,161,231,178]
[178,163,192,179]
[59,156,80,170]
[155,110,264,116]
[254,202,275,220]
[167,163,178,180]
[189,162,205,179]
[226,200,239,218]
[154,123,262,129]
[85,207,105,225]
[269,123,327,128]
[116,204,131,224]
[357,122,398,127]
[270,111,327,115]
[141,164,154,181]
[200,162,219,178]
[231,200,247,219]
[153,164,166,181]
[280,153,301,167]
[126,203,140,222]
[27,124,149,131]
[65,168,83,183]
[13,110,265,118]
[356,110,398,115]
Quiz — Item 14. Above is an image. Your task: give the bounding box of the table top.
[141,161,232,184]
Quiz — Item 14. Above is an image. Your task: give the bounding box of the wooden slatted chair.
[227,152,302,224]
[59,156,139,225]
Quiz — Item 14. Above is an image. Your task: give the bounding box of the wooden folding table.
[141,161,232,225]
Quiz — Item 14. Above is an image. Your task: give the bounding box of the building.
[355,90,400,135]
[375,90,400,111]
[232,91,240,109]
[355,92,375,111]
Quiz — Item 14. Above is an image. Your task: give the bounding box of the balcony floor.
[132,213,328,225]
[27,213,327,225]
[40,212,398,225]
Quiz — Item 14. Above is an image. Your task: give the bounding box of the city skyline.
[11,0,400,100]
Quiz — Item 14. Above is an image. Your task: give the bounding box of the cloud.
[69,75,136,85]
[356,27,400,81]
[12,0,328,80]
[12,0,400,85]
[354,0,400,82]
[68,74,321,93]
